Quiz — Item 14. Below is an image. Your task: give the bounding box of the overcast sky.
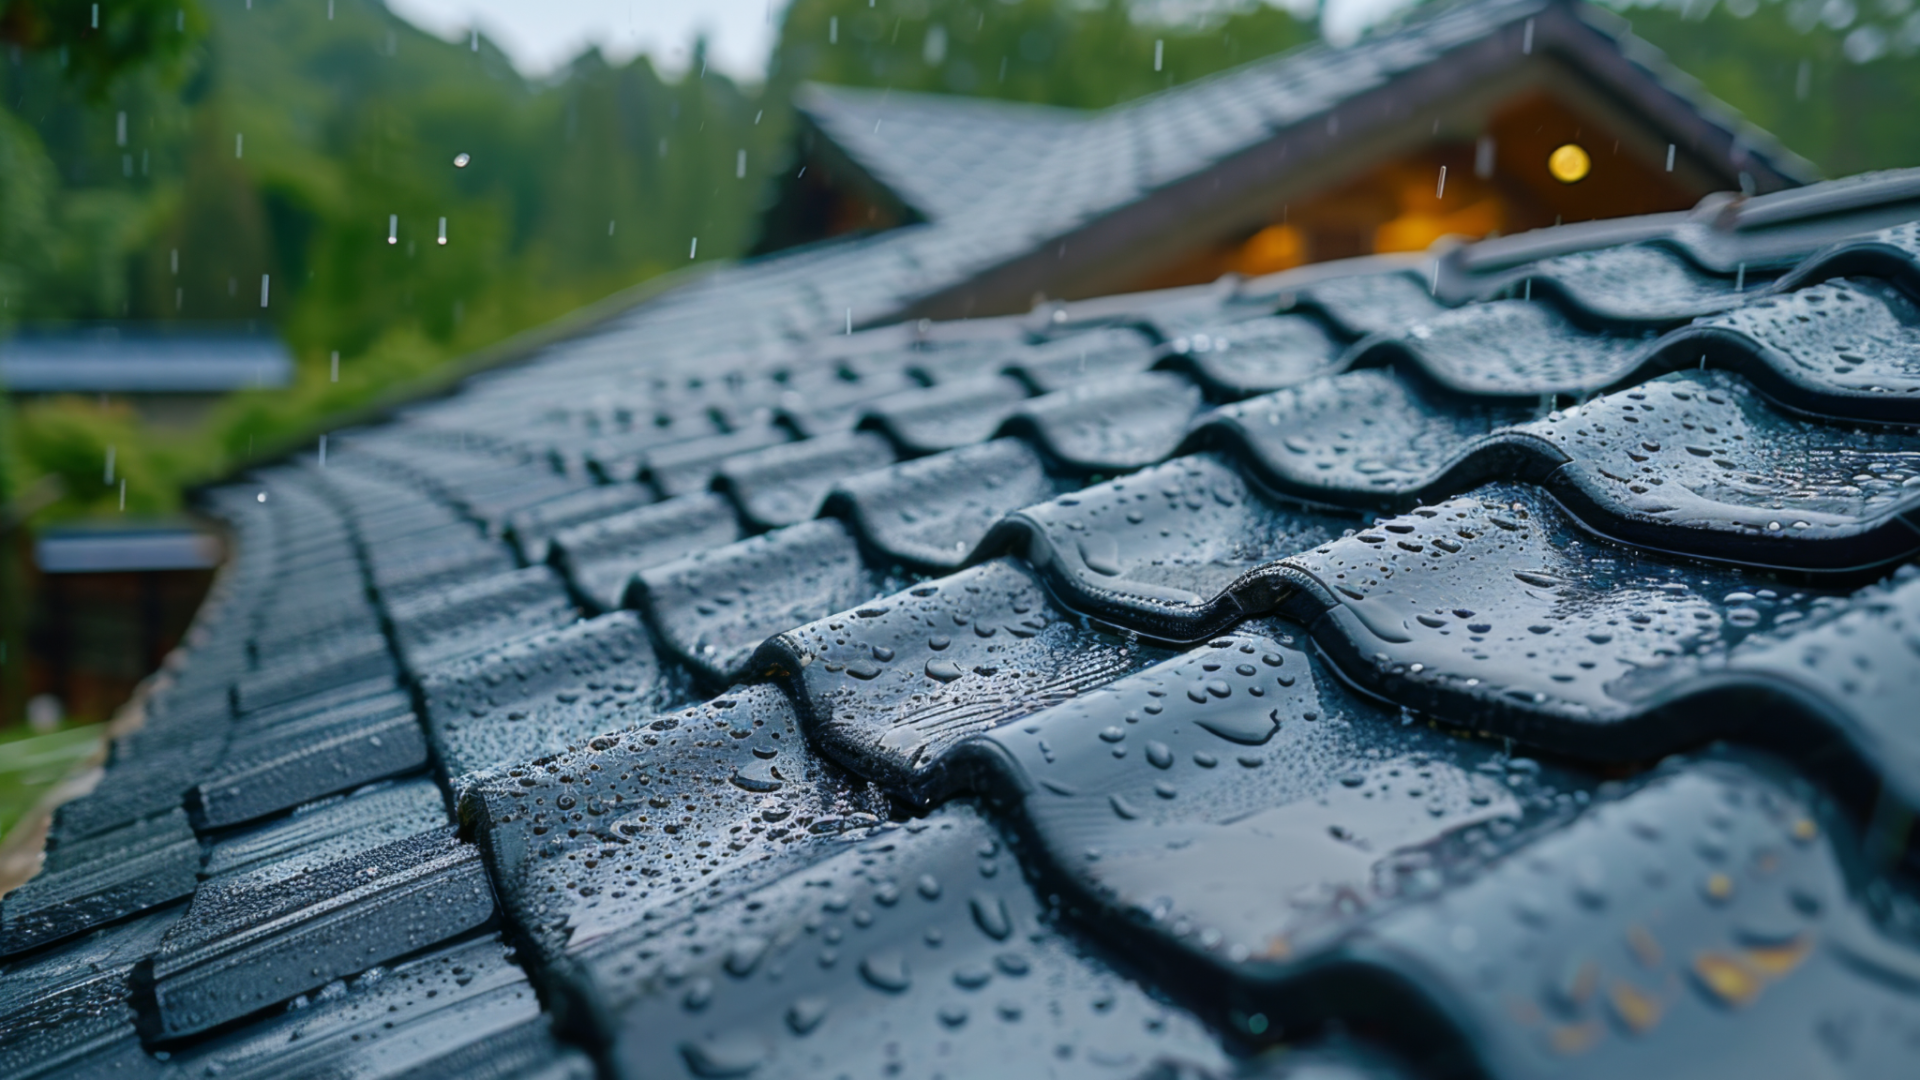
[382,0,1421,80]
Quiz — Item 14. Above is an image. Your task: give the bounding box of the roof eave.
[891,0,1814,321]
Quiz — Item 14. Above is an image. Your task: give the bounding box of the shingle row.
[7,200,1919,1078]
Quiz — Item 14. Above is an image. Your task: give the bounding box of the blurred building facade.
[16,524,222,725]
[0,322,279,725]
[757,0,1815,310]
[0,323,293,428]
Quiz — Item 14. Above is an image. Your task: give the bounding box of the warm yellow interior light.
[1231,223,1307,275]
[1548,143,1592,184]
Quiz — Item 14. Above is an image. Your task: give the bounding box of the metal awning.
[35,526,224,573]
[1,324,293,393]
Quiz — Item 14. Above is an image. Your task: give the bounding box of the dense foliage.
[2,0,778,519]
[771,0,1313,107]
[1617,0,1920,178]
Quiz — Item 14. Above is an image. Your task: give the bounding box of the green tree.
[770,0,1313,109]
[1615,0,1920,177]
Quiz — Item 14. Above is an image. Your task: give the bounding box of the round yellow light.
[1548,143,1592,184]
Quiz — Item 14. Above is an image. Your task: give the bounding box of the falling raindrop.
[388,215,398,245]
[1154,40,1164,72]
[453,152,471,167]
[438,217,448,246]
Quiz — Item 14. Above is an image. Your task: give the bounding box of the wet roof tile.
[9,43,1920,1078]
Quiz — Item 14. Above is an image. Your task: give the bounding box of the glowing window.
[1549,143,1592,184]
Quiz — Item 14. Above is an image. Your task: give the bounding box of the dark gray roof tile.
[1530,370,1920,571]
[162,934,585,1080]
[752,558,1169,796]
[0,908,181,1079]
[0,809,200,957]
[827,438,1062,571]
[1778,220,1920,296]
[861,374,1032,455]
[149,825,493,1038]
[388,566,578,671]
[419,612,675,780]
[567,803,1230,1080]
[1624,565,1920,807]
[1156,314,1346,400]
[459,683,890,961]
[990,454,1355,642]
[1273,484,1849,752]
[193,690,426,829]
[1353,756,1920,1077]
[717,430,896,530]
[1005,327,1161,394]
[232,632,397,716]
[1354,301,1656,396]
[200,778,447,884]
[634,519,886,686]
[1295,271,1447,338]
[957,627,1592,1019]
[769,361,927,438]
[1194,368,1548,505]
[797,84,1087,220]
[364,538,518,603]
[638,425,793,497]
[548,493,743,614]
[1006,372,1205,472]
[43,743,222,848]
[1673,278,1920,421]
[228,674,393,730]
[1484,242,1755,325]
[1202,366,1920,571]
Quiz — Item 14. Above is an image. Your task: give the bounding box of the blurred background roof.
[0,325,292,395]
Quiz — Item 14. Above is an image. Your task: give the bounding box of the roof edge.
[191,260,724,491]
